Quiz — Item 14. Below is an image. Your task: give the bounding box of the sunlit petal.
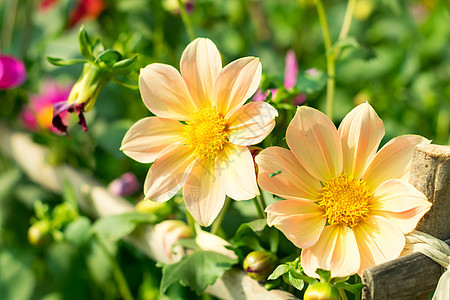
[214,57,261,116]
[363,135,430,189]
[120,117,185,163]
[180,38,222,108]
[338,103,384,179]
[266,200,326,248]
[184,159,226,226]
[286,106,343,181]
[227,102,278,146]
[354,215,405,273]
[144,144,195,202]
[216,144,258,200]
[370,179,431,233]
[256,146,321,199]
[302,225,360,278]
[139,63,198,119]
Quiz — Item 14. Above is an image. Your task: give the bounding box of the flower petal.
[301,225,360,278]
[227,102,278,146]
[370,179,431,233]
[283,50,298,90]
[144,144,195,202]
[213,57,261,116]
[216,144,259,200]
[265,200,326,249]
[286,106,343,181]
[184,159,226,226]
[363,135,431,189]
[338,103,385,179]
[120,117,185,163]
[353,215,405,273]
[256,146,321,199]
[139,63,198,119]
[180,38,222,108]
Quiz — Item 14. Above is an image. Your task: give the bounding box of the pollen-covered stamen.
[318,174,371,227]
[184,107,228,160]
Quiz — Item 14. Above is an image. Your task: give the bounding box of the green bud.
[68,62,110,112]
[243,251,278,282]
[304,282,340,300]
[28,221,50,246]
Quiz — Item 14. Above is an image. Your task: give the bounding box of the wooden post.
[361,144,450,300]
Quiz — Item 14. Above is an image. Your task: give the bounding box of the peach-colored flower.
[256,103,431,278]
[121,38,278,226]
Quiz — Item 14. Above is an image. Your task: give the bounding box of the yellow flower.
[121,38,277,226]
[257,103,431,278]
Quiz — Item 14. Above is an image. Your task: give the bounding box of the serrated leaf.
[288,272,304,291]
[160,250,237,294]
[334,282,365,294]
[112,55,138,74]
[96,49,123,67]
[79,26,94,60]
[46,56,86,66]
[91,212,156,243]
[268,264,289,280]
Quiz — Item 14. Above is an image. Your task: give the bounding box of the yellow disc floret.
[318,174,371,227]
[184,107,228,160]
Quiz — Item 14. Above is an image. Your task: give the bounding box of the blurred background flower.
[0,54,26,89]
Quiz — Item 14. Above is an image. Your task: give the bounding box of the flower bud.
[28,221,50,246]
[108,172,140,197]
[304,282,340,300]
[243,250,278,282]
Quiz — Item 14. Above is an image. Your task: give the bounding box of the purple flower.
[0,54,27,89]
[108,172,139,197]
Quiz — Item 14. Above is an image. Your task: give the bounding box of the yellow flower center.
[184,107,228,160]
[318,174,371,227]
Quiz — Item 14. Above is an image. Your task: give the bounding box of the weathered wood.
[0,125,298,300]
[361,144,450,300]
[409,144,450,240]
[361,238,450,300]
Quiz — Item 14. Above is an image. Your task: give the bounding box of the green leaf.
[79,25,94,60]
[46,55,86,66]
[64,216,91,246]
[295,69,327,94]
[268,264,289,280]
[96,49,123,67]
[329,37,360,57]
[86,238,112,286]
[0,249,36,300]
[112,55,138,74]
[287,271,304,291]
[160,250,238,294]
[334,282,365,294]
[176,238,200,250]
[91,212,156,243]
[232,220,266,251]
[289,266,317,284]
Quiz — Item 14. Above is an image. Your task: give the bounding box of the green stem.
[315,0,335,120]
[177,0,195,41]
[252,197,265,219]
[211,196,232,235]
[96,238,134,300]
[338,0,356,40]
[1,0,18,50]
[257,187,267,212]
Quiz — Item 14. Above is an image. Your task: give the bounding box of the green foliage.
[160,250,238,295]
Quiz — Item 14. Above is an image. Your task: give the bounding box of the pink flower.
[252,50,306,106]
[121,38,278,226]
[108,172,140,197]
[21,80,71,133]
[0,54,27,89]
[256,103,432,278]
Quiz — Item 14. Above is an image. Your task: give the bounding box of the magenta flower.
[0,54,27,89]
[252,50,306,106]
[108,172,140,197]
[21,80,72,133]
